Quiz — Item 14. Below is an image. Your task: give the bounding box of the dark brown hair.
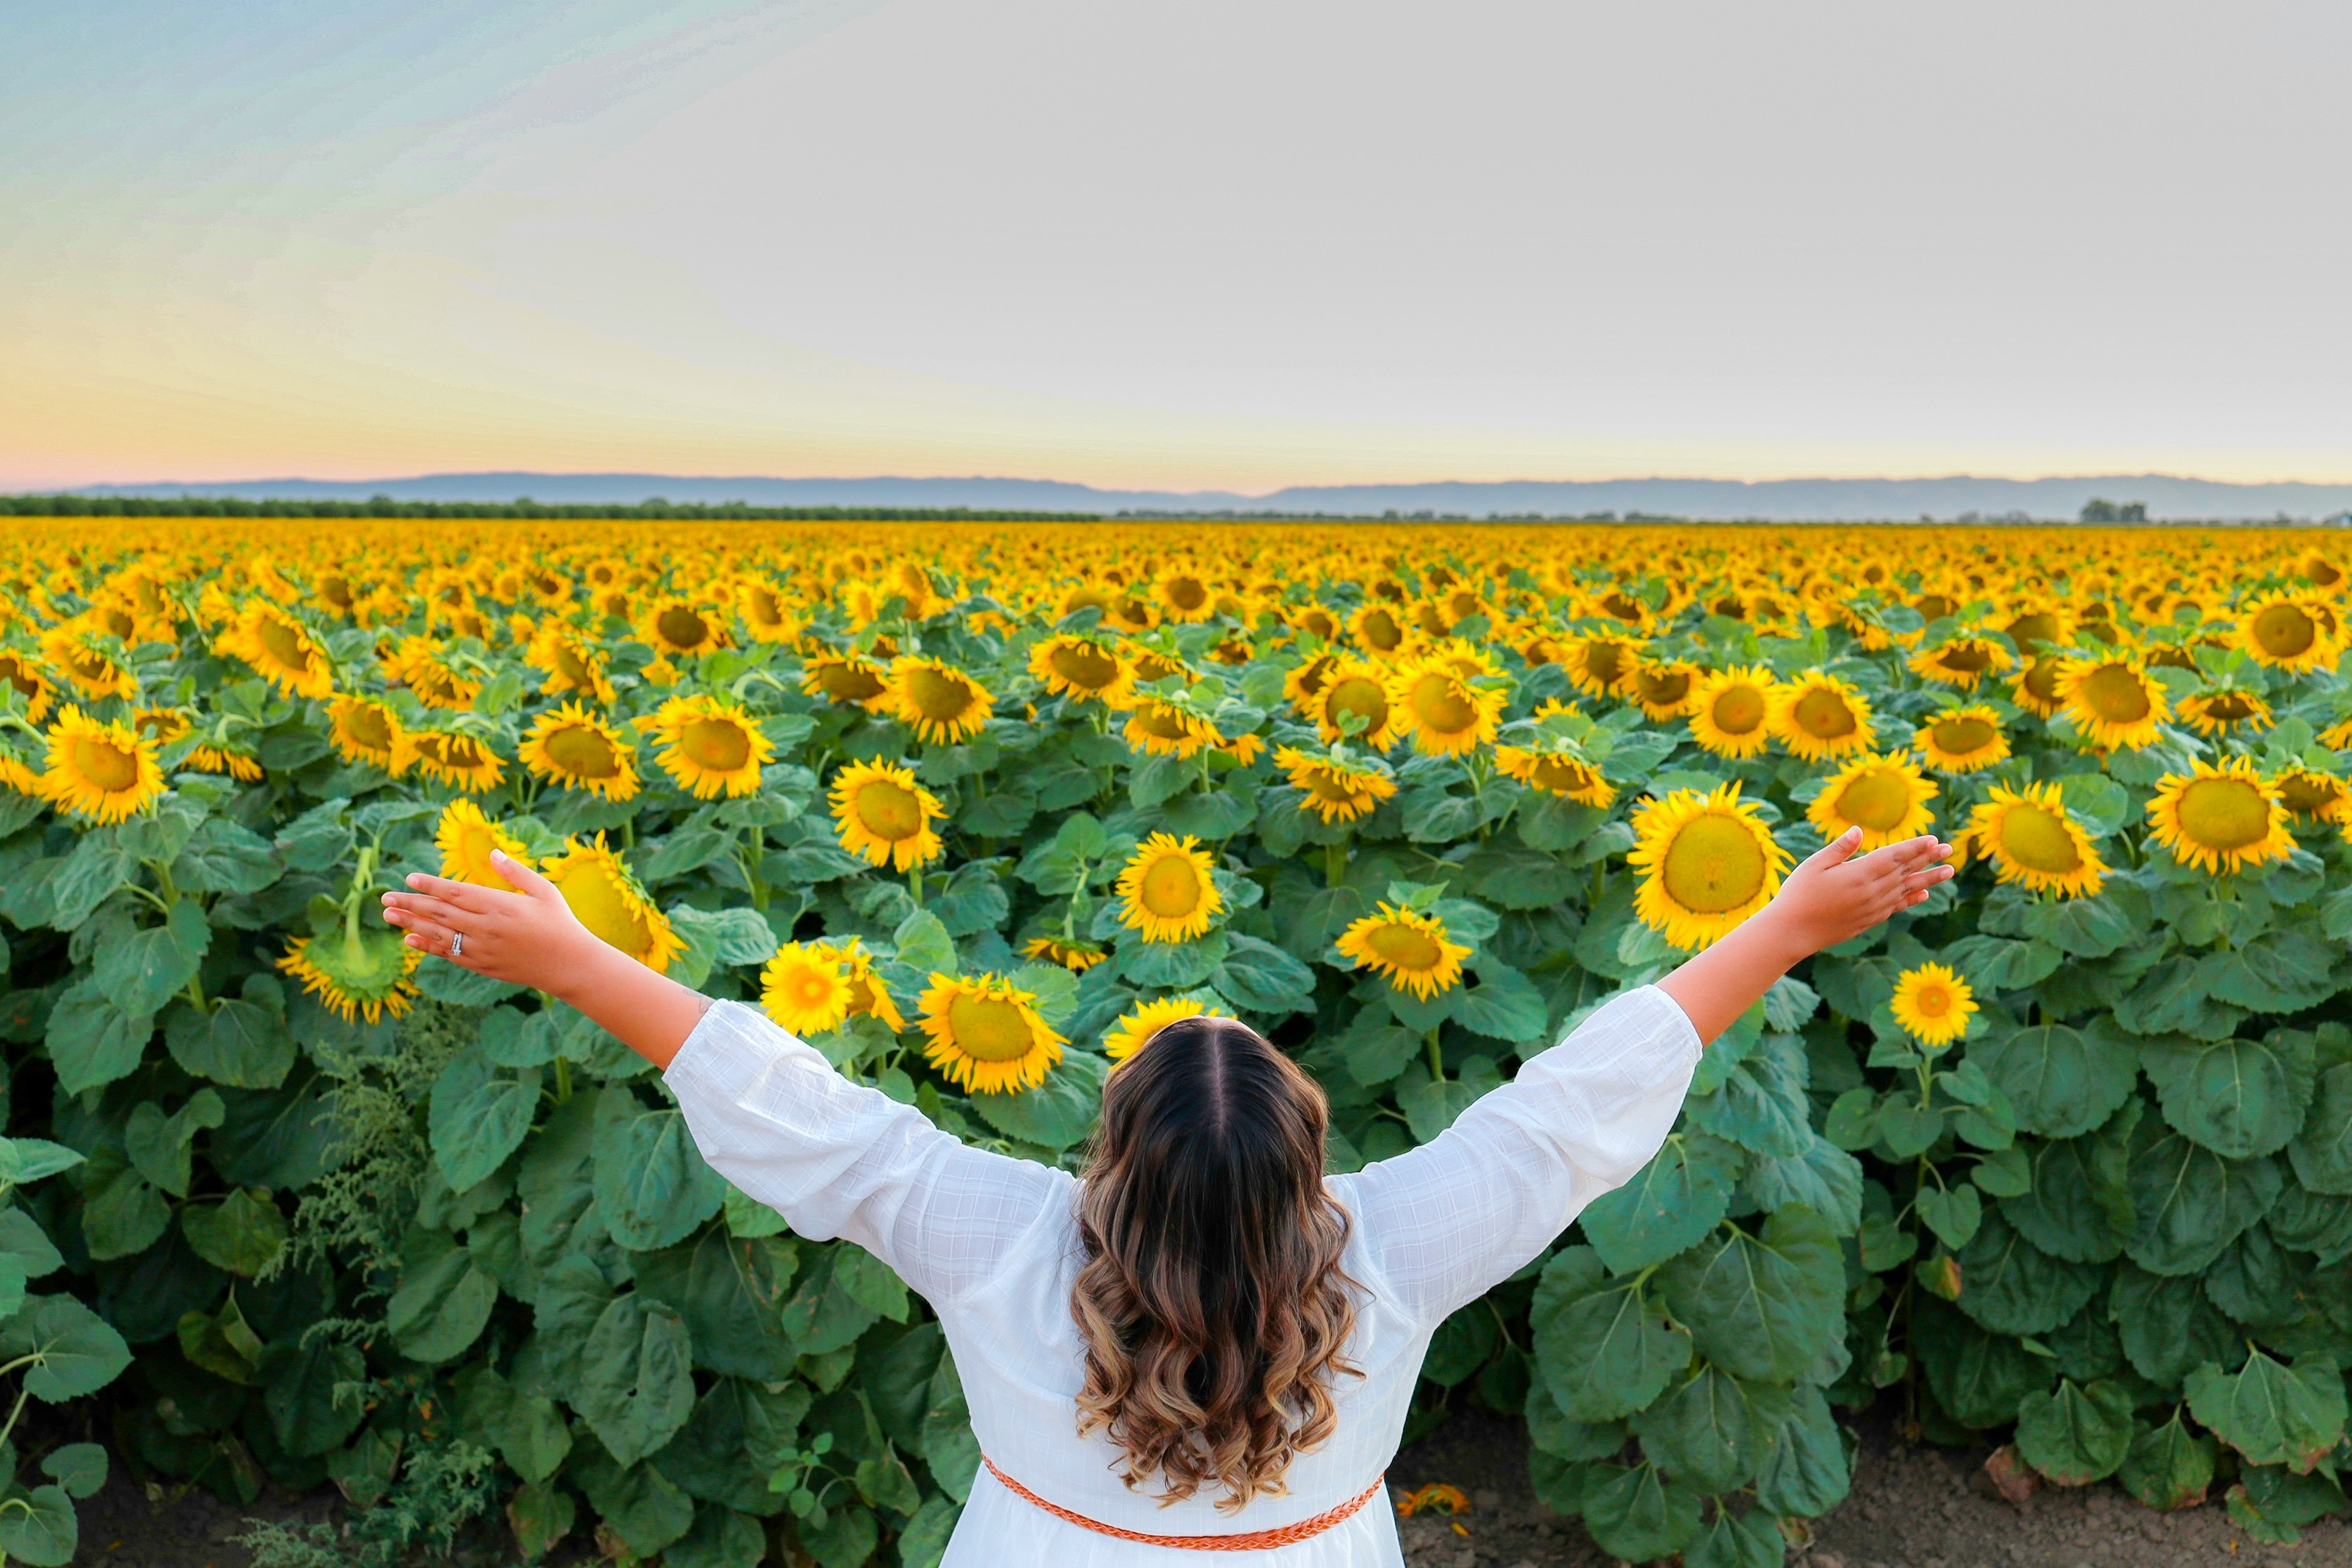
[1071,1015,1360,1512]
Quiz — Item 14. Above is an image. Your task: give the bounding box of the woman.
[382,825,1950,1564]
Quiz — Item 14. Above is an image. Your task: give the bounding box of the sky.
[4,0,2349,495]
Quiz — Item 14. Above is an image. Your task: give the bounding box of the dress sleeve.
[1338,985,1704,1326]
[661,999,1066,1308]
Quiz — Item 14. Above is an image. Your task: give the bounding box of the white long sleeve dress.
[663,985,1702,1567]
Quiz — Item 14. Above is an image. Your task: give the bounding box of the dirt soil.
[64,1407,2352,1567]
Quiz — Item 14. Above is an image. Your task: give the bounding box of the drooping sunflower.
[639,597,732,659]
[383,636,481,710]
[1282,652,1341,719]
[887,656,994,745]
[646,694,772,798]
[1768,671,1877,762]
[1028,634,1133,706]
[188,742,265,782]
[1493,744,1616,808]
[0,650,56,724]
[39,622,138,702]
[734,577,799,644]
[436,798,534,891]
[830,758,945,872]
[1389,660,1505,758]
[526,623,616,705]
[1890,963,1976,1049]
[1907,634,2014,690]
[520,702,639,801]
[1104,996,1231,1062]
[759,942,855,1035]
[214,601,334,698]
[278,928,420,1025]
[1022,936,1109,973]
[2145,757,2295,876]
[38,705,164,823]
[2238,591,2339,674]
[835,940,906,1030]
[799,649,892,711]
[405,729,506,792]
[2057,655,2168,751]
[2174,688,2274,739]
[2010,654,2067,719]
[1116,833,1224,943]
[1308,657,1401,749]
[540,833,684,973]
[1631,660,1700,722]
[1806,751,1938,850]
[1965,782,2105,899]
[0,744,39,798]
[2275,767,2351,825]
[1628,782,1794,949]
[917,972,1066,1094]
[327,694,405,772]
[1911,705,2009,774]
[1687,666,1778,760]
[1274,746,1398,823]
[1560,635,1644,701]
[1334,902,1472,999]
[1122,696,1221,758]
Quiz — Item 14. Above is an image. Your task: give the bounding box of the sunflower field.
[0,517,2350,1567]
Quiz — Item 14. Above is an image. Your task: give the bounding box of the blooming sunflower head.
[800,649,892,710]
[1022,936,1109,973]
[761,942,855,1035]
[1562,635,1643,700]
[1964,782,2105,899]
[406,728,506,792]
[327,694,405,772]
[830,758,945,872]
[436,798,534,891]
[917,972,1066,1094]
[1628,782,1794,949]
[888,656,994,745]
[734,577,799,644]
[39,622,138,702]
[1153,568,1215,624]
[1122,696,1219,759]
[639,597,732,658]
[1104,996,1231,1062]
[1493,745,1615,808]
[2174,689,2273,739]
[1274,746,1398,823]
[0,650,57,724]
[1389,660,1505,758]
[1311,658,1400,749]
[1806,751,1938,851]
[2275,766,2351,825]
[1911,705,2009,774]
[647,694,772,798]
[1907,634,2014,690]
[2145,758,2295,876]
[521,701,639,801]
[2010,653,2067,719]
[1348,602,1412,657]
[1028,634,1133,705]
[1890,962,1975,1050]
[1687,667,1778,760]
[1631,661,1699,722]
[1288,605,1341,643]
[39,705,165,823]
[1116,833,1224,944]
[541,833,684,973]
[527,623,615,705]
[2057,655,2168,751]
[1334,901,1472,999]
[216,602,334,698]
[1999,605,2071,655]
[1769,672,1876,761]
[2238,591,2338,674]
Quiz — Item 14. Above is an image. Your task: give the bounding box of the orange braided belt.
[980,1456,1387,1551]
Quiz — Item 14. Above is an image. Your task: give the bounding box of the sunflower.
[0,746,39,798]
[1305,657,1402,751]
[1628,782,1794,949]
[2275,767,2351,825]
[214,602,334,698]
[887,656,994,745]
[1687,666,1778,760]
[759,943,855,1035]
[1348,603,1412,657]
[800,649,892,710]
[1965,782,2105,899]
[1561,635,1643,700]
[1288,605,1341,643]
[1998,605,2071,655]
[431,799,531,893]
[541,833,684,973]
[916,973,1066,1094]
[734,577,799,643]
[2145,758,2295,876]
[39,623,137,702]
[1907,634,2013,690]
[1912,705,2009,773]
[1806,751,1938,850]
[189,743,266,782]
[1389,660,1505,757]
[1104,996,1231,1062]
[0,650,56,723]
[520,701,639,801]
[830,758,945,872]
[2174,689,2274,739]
[1028,633,1133,705]
[1493,745,1615,808]
[836,940,906,1030]
[645,694,772,798]
[1116,833,1224,943]
[1283,653,1341,718]
[278,929,420,1025]
[1022,936,1109,973]
[639,597,732,659]
[1274,746,1398,822]
[383,637,481,710]
[38,705,164,823]
[1769,671,1877,762]
[406,729,506,792]
[526,623,615,705]
[1631,661,1699,722]
[1334,902,1472,999]
[2057,655,2168,751]
[327,694,405,772]
[1122,696,1220,758]
[2238,591,2338,674]
[1153,567,1216,624]
[1890,963,1975,1049]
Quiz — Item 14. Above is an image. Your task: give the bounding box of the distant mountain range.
[65,471,2352,521]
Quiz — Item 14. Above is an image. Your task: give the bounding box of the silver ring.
[450,931,464,958]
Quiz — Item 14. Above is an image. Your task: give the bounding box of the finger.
[490,849,561,900]
[382,893,474,928]
[401,872,498,911]
[1805,826,1864,869]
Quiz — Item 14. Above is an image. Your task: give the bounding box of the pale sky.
[4,0,2348,493]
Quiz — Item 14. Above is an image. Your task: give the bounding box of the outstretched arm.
[380,851,706,1068]
[1656,826,1952,1045]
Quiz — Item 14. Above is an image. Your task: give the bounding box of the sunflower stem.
[1324,835,1348,889]
[1425,1027,1444,1081]
[908,864,925,908]
[552,1056,572,1104]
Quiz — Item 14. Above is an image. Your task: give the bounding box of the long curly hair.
[1071,1014,1361,1512]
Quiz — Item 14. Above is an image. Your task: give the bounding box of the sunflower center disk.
[1792,690,1856,739]
[1050,644,1117,690]
[946,997,1038,1062]
[1412,678,1477,734]
[1530,757,1594,794]
[1834,770,1914,833]
[1585,646,1627,684]
[1364,923,1445,970]
[2007,613,2060,648]
[1910,987,1952,1018]
[544,726,620,779]
[1936,644,1993,674]
[1138,858,1205,918]
[1711,687,1766,735]
[1998,806,2083,874]
[851,781,923,841]
[906,667,977,720]
[1165,576,1207,610]
[70,734,140,792]
[1932,719,1995,755]
[1661,815,1769,913]
[2253,605,2315,658]
[2176,779,2270,851]
[658,607,712,648]
[682,718,751,771]
[257,617,310,669]
[2079,665,2152,723]
[345,708,393,749]
[562,868,651,953]
[1640,672,1689,706]
[1326,679,1388,729]
[820,664,885,701]
[1360,612,1403,650]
